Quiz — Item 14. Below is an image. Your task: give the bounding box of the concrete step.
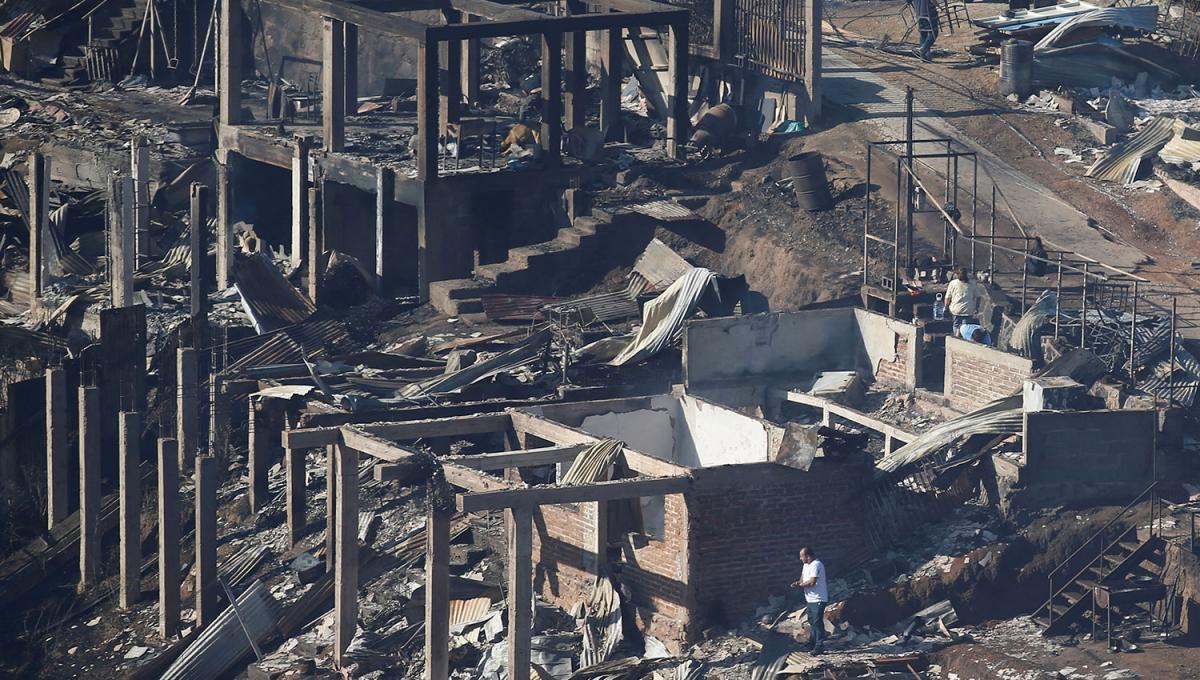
[429,278,494,316]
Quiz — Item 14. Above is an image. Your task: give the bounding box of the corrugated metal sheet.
[0,12,38,38]
[561,439,622,485]
[160,579,280,680]
[628,200,696,221]
[630,238,691,292]
[974,0,1103,32]
[481,294,564,322]
[1035,5,1159,52]
[399,330,551,398]
[226,318,350,373]
[1086,117,1176,185]
[448,597,492,628]
[233,253,315,334]
[1159,121,1200,164]
[545,279,647,325]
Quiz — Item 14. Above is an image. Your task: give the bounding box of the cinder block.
[1082,118,1118,146]
[1023,376,1087,412]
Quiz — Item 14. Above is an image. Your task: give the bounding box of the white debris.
[123,646,149,660]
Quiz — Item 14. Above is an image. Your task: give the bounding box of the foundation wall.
[943,337,1033,412]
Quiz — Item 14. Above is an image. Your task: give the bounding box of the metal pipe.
[970,155,977,272]
[1081,263,1089,348]
[989,184,996,282]
[864,145,872,291]
[1054,252,1063,341]
[1130,281,1139,382]
[1170,297,1177,407]
[905,87,915,274]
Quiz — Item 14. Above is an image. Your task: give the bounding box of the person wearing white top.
[944,268,979,335]
[791,546,828,654]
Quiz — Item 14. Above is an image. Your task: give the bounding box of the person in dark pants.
[791,546,829,654]
[909,0,939,61]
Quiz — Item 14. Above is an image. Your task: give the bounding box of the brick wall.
[874,333,911,389]
[943,337,1033,412]
[686,456,874,630]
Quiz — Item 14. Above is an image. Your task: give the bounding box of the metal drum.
[999,39,1034,98]
[785,151,834,211]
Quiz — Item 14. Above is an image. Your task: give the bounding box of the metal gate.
[734,0,805,80]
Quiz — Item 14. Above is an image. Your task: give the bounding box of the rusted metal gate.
[734,0,805,80]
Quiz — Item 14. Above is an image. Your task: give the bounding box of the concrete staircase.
[429,211,619,317]
[58,0,149,83]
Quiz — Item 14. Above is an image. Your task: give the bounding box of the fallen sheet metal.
[160,579,280,680]
[1159,120,1200,164]
[974,0,1103,33]
[234,253,316,334]
[1008,289,1057,357]
[226,318,351,372]
[481,294,565,322]
[631,238,692,293]
[1034,5,1159,52]
[399,330,551,398]
[1086,117,1177,185]
[579,576,623,668]
[874,405,1025,478]
[561,439,622,485]
[610,268,717,366]
[629,199,696,221]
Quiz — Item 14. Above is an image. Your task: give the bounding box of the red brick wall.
[874,333,911,389]
[944,337,1033,412]
[686,456,874,630]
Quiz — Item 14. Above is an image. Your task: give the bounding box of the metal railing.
[1045,481,1160,629]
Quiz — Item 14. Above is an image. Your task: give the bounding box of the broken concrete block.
[1023,376,1087,412]
[1088,381,1126,410]
[809,370,865,408]
[289,552,324,584]
[1133,72,1150,99]
[1105,89,1134,132]
[1082,119,1118,145]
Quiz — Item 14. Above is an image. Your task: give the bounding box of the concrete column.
[540,32,562,166]
[109,175,135,308]
[590,500,607,576]
[601,28,623,142]
[334,444,359,666]
[416,41,439,181]
[45,367,68,530]
[306,186,321,304]
[507,505,533,680]
[119,411,141,609]
[215,151,234,290]
[189,183,210,322]
[177,347,198,471]
[208,368,226,458]
[194,455,218,629]
[322,17,346,152]
[804,0,823,122]
[666,21,689,160]
[286,445,306,547]
[158,438,180,638]
[714,0,734,62]
[219,0,243,126]
[374,167,394,295]
[290,136,311,270]
[564,29,587,130]
[461,15,480,105]
[439,14,462,135]
[132,136,150,266]
[28,153,49,303]
[248,397,274,513]
[78,386,100,589]
[325,444,337,573]
[344,23,358,116]
[425,507,450,680]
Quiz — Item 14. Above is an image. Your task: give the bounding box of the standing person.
[909,0,939,61]
[944,268,978,335]
[791,546,829,655]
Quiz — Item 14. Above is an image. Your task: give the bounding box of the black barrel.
[999,39,1034,98]
[786,151,833,211]
[690,103,738,149]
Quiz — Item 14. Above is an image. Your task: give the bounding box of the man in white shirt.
[944,268,978,335]
[791,546,829,654]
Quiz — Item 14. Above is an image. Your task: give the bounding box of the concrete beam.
[45,367,68,530]
[425,507,450,680]
[209,369,227,458]
[461,15,481,105]
[375,166,394,295]
[219,0,244,125]
[440,12,463,136]
[77,386,100,589]
[344,22,358,116]
[286,446,306,547]
[28,153,48,303]
[119,411,141,609]
[540,31,562,166]
[323,17,347,152]
[177,347,199,471]
[325,444,337,573]
[563,2,586,130]
[306,186,322,303]
[158,438,180,638]
[457,474,691,512]
[132,136,150,266]
[506,505,533,680]
[601,27,622,142]
[444,444,587,470]
[194,455,218,629]
[262,0,427,40]
[189,183,210,322]
[334,444,359,666]
[216,151,234,290]
[109,176,135,308]
[426,8,689,41]
[416,42,440,181]
[248,397,278,513]
[291,136,311,270]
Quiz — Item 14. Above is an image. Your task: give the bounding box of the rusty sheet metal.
[1086,117,1176,185]
[233,253,315,334]
[628,199,695,221]
[448,597,493,628]
[226,318,350,373]
[0,324,69,355]
[481,294,564,321]
[630,238,691,292]
[544,279,647,325]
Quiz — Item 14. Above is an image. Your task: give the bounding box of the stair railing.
[1046,481,1158,629]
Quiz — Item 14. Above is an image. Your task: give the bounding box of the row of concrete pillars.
[45,344,225,637]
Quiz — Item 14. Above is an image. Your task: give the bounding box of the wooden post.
[219,0,243,125]
[666,20,689,159]
[109,176,135,308]
[375,167,394,295]
[343,23,358,116]
[291,136,310,270]
[132,136,150,267]
[803,0,823,122]
[601,28,623,142]
[78,386,100,589]
[119,411,141,609]
[158,438,180,638]
[461,15,480,105]
[325,444,337,572]
[425,506,450,680]
[194,455,218,629]
[45,367,68,530]
[334,444,359,667]
[323,17,346,152]
[507,505,533,680]
[189,183,209,321]
[216,151,234,290]
[177,347,198,471]
[541,32,562,166]
[28,153,48,303]
[286,445,306,547]
[306,186,321,304]
[417,41,440,181]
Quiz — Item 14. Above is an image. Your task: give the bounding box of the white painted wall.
[674,396,776,467]
[577,394,678,463]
